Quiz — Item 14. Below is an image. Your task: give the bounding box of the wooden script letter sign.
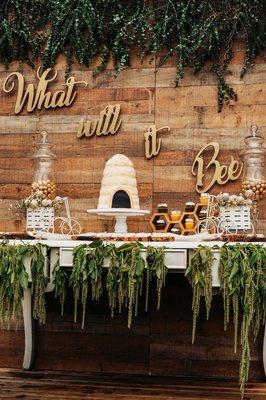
[192,142,243,193]
[77,104,122,138]
[144,125,170,159]
[3,67,87,114]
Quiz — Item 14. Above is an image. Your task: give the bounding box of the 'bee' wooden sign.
[192,142,243,193]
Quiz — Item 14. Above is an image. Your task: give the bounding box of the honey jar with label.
[185,217,195,230]
[200,193,210,205]
[171,210,181,221]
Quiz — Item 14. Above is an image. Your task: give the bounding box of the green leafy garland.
[54,240,167,329]
[0,239,265,397]
[187,243,266,398]
[0,242,47,325]
[0,1,265,111]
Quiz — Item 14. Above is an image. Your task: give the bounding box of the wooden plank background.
[0,39,265,233]
[0,41,265,380]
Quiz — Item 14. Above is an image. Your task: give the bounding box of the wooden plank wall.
[0,40,265,379]
[0,39,265,233]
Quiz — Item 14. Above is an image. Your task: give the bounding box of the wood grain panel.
[0,40,265,378]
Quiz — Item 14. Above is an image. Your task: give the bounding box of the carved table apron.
[17,240,266,375]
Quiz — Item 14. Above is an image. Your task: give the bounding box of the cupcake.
[185,201,195,212]
[171,210,181,221]
[157,203,168,213]
[170,227,181,235]
[199,210,207,220]
[156,218,166,230]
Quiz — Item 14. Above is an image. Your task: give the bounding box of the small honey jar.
[185,217,195,230]
[200,193,210,205]
[171,210,181,221]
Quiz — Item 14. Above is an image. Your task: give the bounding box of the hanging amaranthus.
[70,240,105,329]
[53,260,68,317]
[219,244,266,398]
[0,243,29,324]
[185,245,214,343]
[146,246,167,310]
[30,244,48,325]
[107,242,145,329]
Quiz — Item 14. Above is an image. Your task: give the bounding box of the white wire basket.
[26,207,54,232]
[220,206,251,231]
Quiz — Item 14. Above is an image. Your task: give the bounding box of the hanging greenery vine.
[0,1,265,111]
[0,239,265,397]
[70,240,105,329]
[219,243,266,397]
[27,243,48,325]
[0,243,29,324]
[53,259,67,317]
[105,242,146,328]
[185,245,214,343]
[0,242,47,325]
[187,243,265,397]
[146,246,167,310]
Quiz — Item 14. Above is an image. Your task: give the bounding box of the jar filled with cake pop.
[31,131,57,200]
[241,125,266,202]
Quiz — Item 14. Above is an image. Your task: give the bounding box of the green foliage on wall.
[0,0,265,111]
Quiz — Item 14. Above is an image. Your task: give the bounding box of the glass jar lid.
[33,131,56,160]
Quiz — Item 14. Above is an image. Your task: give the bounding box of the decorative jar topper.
[87,154,149,233]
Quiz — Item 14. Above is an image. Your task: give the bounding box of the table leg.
[22,288,34,370]
[263,323,266,376]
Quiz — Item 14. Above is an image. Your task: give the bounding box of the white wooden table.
[9,240,266,375]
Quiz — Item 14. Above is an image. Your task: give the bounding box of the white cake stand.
[87,208,150,234]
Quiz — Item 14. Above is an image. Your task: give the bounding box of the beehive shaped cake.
[98,154,140,210]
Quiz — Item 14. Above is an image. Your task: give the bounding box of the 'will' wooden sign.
[192,142,243,193]
[77,105,122,138]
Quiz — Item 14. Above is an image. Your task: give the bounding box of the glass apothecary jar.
[31,131,57,200]
[241,125,266,201]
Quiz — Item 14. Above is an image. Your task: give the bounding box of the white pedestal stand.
[87,208,150,234]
